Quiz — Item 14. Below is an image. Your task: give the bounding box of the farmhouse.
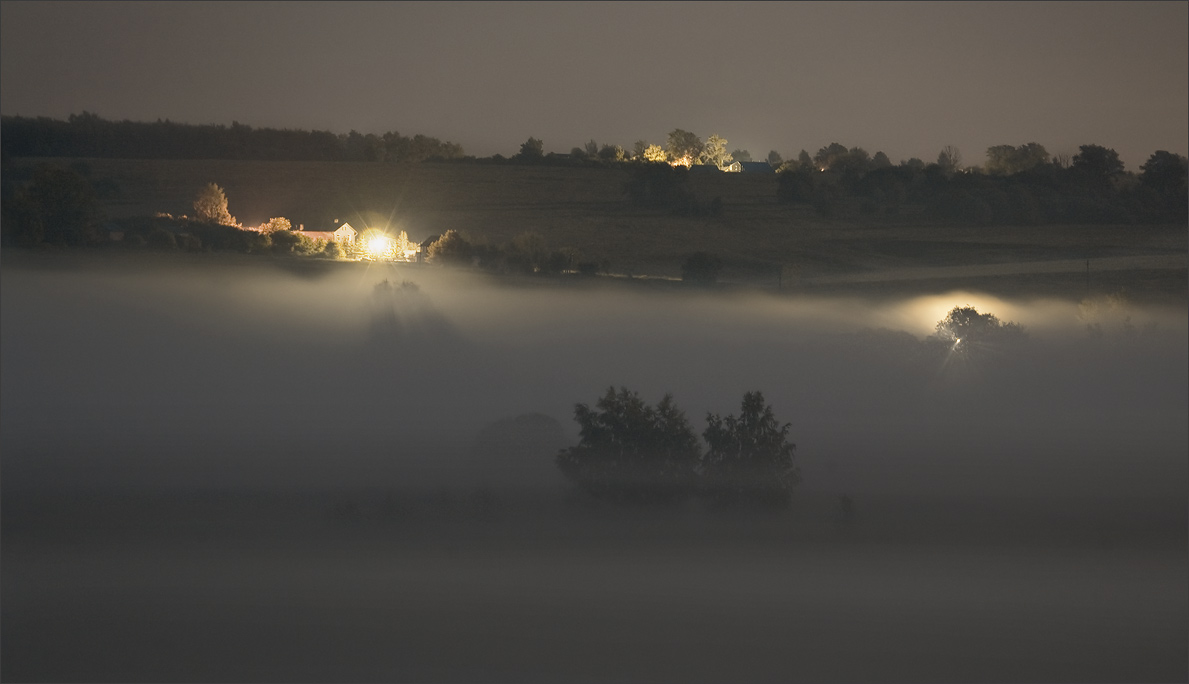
[298,222,357,246]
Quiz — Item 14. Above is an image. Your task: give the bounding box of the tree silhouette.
[937,145,963,174]
[701,392,798,509]
[1139,150,1188,194]
[814,143,849,170]
[517,137,544,161]
[1072,144,1124,188]
[556,387,701,504]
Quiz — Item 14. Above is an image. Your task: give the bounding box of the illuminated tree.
[933,306,1027,352]
[700,134,733,168]
[556,387,701,504]
[193,183,236,225]
[701,392,798,509]
[426,229,473,266]
[393,230,413,257]
[258,216,292,234]
[643,144,668,163]
[666,129,703,167]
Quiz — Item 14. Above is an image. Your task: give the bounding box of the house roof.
[740,161,775,173]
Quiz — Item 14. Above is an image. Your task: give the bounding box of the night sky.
[1,1,1186,169]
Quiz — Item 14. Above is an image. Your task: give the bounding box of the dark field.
[4,488,1185,683]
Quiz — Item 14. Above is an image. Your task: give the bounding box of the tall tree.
[666,129,703,167]
[643,144,669,163]
[937,145,963,173]
[1139,150,1188,194]
[813,143,849,170]
[1072,144,1124,187]
[517,137,544,160]
[701,392,798,509]
[700,134,733,168]
[193,183,236,226]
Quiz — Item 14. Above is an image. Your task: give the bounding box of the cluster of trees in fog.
[0,112,465,163]
[557,388,799,508]
[776,142,1188,225]
[558,304,1030,508]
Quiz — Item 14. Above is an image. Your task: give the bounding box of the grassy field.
[10,157,1187,300]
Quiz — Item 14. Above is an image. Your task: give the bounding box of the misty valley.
[2,254,1186,682]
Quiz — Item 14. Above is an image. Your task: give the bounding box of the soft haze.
[2,1,1186,169]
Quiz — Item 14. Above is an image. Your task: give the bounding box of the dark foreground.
[3,488,1185,684]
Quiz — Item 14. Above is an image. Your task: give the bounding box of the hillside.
[6,157,1186,300]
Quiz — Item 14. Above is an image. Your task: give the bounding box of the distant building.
[739,161,775,174]
[419,234,442,263]
[298,222,357,246]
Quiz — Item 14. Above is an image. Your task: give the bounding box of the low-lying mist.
[2,256,1186,502]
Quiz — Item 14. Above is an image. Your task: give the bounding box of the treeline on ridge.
[772,142,1188,225]
[0,112,464,163]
